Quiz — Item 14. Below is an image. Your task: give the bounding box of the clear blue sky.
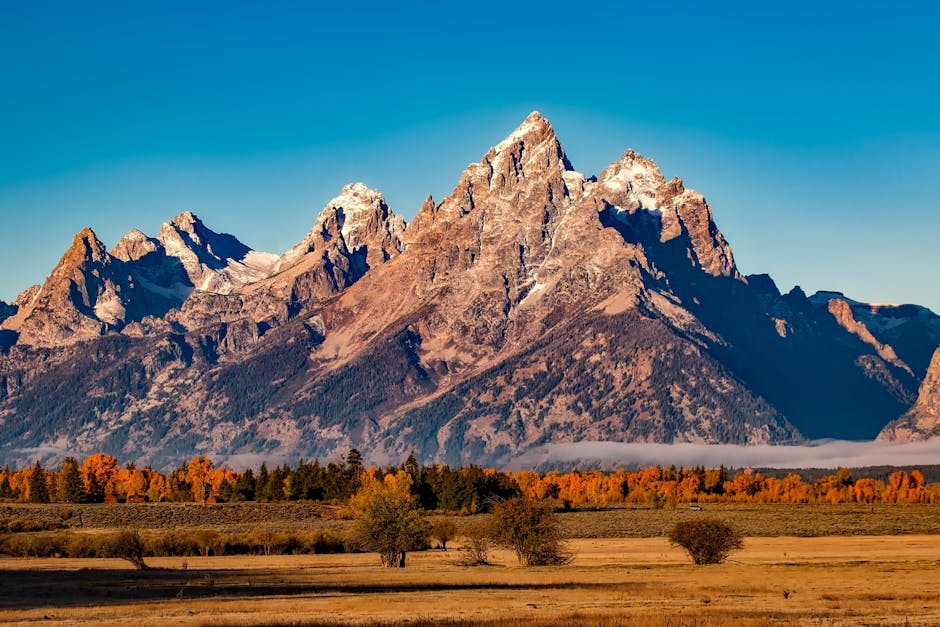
[1,1,938,311]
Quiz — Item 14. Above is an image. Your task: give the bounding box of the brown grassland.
[1,504,939,625]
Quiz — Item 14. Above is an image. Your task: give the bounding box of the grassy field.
[1,536,939,625]
[2,504,940,625]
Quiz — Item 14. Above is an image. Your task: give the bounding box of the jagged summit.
[272,182,405,277]
[487,111,574,186]
[63,227,110,266]
[112,228,159,262]
[490,111,571,168]
[157,212,276,294]
[321,182,405,253]
[170,210,199,230]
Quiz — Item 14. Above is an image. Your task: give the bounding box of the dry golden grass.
[1,536,939,626]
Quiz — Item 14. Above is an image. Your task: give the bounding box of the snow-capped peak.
[157,213,275,294]
[170,210,200,231]
[320,182,390,246]
[272,182,405,276]
[598,150,665,211]
[493,111,551,153]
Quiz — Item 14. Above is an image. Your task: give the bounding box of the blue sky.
[1,1,938,311]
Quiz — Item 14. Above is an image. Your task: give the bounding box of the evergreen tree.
[261,466,287,501]
[403,452,419,477]
[28,461,51,503]
[346,448,363,471]
[57,457,85,503]
[256,464,270,501]
[0,474,12,501]
[216,476,235,502]
[232,468,256,501]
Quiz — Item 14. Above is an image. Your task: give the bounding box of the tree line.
[2,451,939,507]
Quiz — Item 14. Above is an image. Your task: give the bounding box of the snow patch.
[93,287,126,325]
[493,113,543,153]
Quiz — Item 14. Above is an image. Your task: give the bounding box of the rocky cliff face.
[0,215,278,347]
[0,112,936,468]
[1,228,124,346]
[879,348,940,441]
[241,183,405,314]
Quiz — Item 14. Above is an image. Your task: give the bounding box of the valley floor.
[1,536,939,626]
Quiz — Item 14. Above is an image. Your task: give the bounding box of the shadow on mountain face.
[599,203,914,441]
[173,221,252,270]
[0,330,17,351]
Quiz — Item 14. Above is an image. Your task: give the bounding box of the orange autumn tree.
[79,453,119,502]
[186,456,215,502]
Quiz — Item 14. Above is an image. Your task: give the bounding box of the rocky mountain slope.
[878,348,940,441]
[0,112,937,469]
[1,213,277,347]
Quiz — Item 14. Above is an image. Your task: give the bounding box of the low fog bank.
[509,439,940,471]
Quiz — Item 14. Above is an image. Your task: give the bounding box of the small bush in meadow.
[669,518,743,565]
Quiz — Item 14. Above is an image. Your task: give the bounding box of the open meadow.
[1,536,939,626]
[1,504,939,625]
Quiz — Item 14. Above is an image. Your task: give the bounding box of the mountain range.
[1,112,938,469]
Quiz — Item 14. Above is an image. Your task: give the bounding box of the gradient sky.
[1,1,938,312]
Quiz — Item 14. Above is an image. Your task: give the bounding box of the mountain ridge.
[0,112,937,468]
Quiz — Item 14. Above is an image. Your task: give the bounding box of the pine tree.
[232,468,256,501]
[28,461,51,503]
[0,474,13,501]
[403,452,419,477]
[346,448,363,470]
[256,464,269,501]
[57,457,85,503]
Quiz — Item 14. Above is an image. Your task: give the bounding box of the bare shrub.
[108,528,149,570]
[64,533,102,558]
[456,521,492,566]
[191,529,224,556]
[669,518,743,565]
[490,497,571,567]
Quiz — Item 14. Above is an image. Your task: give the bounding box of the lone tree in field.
[349,470,430,568]
[669,518,743,565]
[490,496,570,566]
